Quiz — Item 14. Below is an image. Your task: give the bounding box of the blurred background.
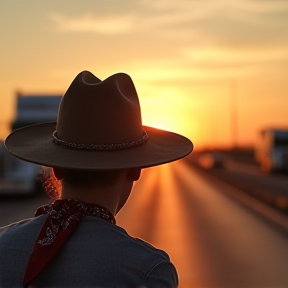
[0,1,288,287]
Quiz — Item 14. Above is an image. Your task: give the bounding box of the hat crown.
[56,71,143,145]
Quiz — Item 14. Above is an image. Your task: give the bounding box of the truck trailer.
[0,94,62,195]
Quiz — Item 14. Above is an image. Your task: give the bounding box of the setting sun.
[139,85,197,140]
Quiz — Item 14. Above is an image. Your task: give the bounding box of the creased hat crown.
[56,71,143,145]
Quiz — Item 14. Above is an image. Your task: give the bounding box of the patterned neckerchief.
[23,199,115,287]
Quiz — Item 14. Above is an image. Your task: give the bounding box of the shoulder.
[129,238,178,287]
[0,215,46,240]
[85,218,169,259]
[0,218,32,235]
[76,217,178,285]
[131,236,170,260]
[79,217,169,257]
[146,260,179,288]
[132,238,178,287]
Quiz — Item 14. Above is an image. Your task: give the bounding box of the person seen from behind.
[0,71,193,287]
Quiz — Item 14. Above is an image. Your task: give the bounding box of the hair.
[41,167,123,200]
[41,167,61,200]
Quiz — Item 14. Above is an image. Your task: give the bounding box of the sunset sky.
[0,0,287,149]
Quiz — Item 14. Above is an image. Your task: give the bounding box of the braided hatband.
[52,131,148,151]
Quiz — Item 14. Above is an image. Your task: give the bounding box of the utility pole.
[230,79,238,149]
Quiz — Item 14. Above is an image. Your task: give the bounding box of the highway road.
[192,152,288,214]
[1,160,288,287]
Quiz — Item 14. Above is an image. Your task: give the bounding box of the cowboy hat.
[5,71,193,170]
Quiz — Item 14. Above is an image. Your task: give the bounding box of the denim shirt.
[0,215,178,287]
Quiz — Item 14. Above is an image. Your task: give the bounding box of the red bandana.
[23,199,115,287]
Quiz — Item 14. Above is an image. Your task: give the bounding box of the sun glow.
[138,84,194,137]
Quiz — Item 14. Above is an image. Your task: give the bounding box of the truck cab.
[254,128,288,173]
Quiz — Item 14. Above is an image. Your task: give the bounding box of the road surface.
[1,160,288,287]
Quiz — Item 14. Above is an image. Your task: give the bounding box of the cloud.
[131,61,263,82]
[47,0,288,73]
[143,0,288,14]
[48,13,135,34]
[139,0,288,44]
[48,0,288,44]
[182,47,288,65]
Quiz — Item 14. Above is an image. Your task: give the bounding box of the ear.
[127,168,142,181]
[52,167,64,180]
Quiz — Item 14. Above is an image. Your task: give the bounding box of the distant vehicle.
[0,141,42,195]
[0,94,62,195]
[198,152,224,169]
[254,128,288,173]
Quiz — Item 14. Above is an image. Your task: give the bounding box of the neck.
[60,187,116,216]
[60,172,133,216]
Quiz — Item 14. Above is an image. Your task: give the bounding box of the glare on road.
[117,160,288,288]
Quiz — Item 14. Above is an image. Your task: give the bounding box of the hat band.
[52,131,148,151]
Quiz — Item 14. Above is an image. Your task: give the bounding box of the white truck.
[254,128,288,173]
[0,94,62,195]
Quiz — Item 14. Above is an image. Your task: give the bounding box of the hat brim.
[5,122,193,170]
